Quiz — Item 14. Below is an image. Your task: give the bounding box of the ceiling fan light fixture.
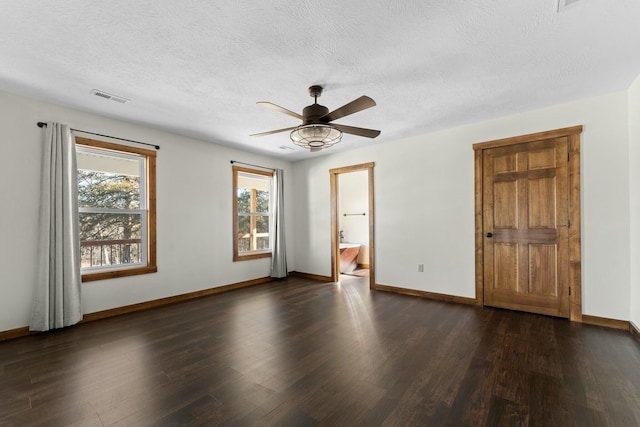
[290,124,342,151]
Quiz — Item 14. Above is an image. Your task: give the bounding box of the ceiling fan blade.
[250,126,298,137]
[331,124,381,139]
[257,102,304,120]
[320,96,376,123]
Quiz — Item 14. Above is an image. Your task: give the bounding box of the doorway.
[330,162,375,289]
[473,126,582,320]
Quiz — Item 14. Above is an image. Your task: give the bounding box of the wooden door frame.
[473,126,583,321]
[330,162,375,289]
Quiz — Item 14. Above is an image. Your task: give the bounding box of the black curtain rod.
[230,160,274,171]
[37,122,160,150]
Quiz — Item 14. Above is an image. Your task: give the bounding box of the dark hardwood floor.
[1,273,640,426]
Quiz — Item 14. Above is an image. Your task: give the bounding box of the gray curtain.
[29,122,82,331]
[270,169,287,278]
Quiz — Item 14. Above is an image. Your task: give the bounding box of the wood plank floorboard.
[1,273,640,426]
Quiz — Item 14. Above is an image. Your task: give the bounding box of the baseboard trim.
[0,326,35,342]
[581,314,629,330]
[288,271,333,282]
[82,276,273,322]
[374,283,479,306]
[630,321,640,343]
[0,276,273,341]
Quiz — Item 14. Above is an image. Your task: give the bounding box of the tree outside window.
[78,166,142,268]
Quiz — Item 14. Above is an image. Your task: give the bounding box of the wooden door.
[483,137,569,317]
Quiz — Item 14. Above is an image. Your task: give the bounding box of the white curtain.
[270,169,287,278]
[29,122,82,331]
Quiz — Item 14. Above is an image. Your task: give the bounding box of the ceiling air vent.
[90,89,129,104]
[557,0,584,12]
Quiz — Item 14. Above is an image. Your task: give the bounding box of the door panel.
[483,137,569,317]
[528,177,556,228]
[528,244,557,295]
[493,181,517,228]
[494,243,518,290]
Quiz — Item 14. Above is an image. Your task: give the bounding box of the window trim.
[76,137,157,282]
[232,165,273,262]
[77,146,148,271]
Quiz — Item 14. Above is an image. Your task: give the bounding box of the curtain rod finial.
[37,122,47,128]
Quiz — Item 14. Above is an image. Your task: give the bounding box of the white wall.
[338,170,369,263]
[629,74,640,328]
[293,91,631,320]
[2,85,636,331]
[0,90,295,331]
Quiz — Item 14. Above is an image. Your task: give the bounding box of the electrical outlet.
[418,264,424,272]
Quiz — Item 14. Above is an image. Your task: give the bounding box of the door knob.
[486,232,493,238]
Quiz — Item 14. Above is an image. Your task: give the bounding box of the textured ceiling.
[1,0,640,160]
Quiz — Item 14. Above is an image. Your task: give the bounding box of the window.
[233,166,272,261]
[76,137,157,281]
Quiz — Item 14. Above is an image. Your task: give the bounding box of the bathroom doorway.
[329,162,375,288]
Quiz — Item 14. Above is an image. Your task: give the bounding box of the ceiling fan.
[251,85,380,152]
